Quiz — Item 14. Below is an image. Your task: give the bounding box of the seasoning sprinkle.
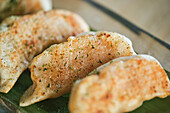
[47,83,50,88]
[99,60,102,64]
[81,55,84,58]
[43,68,47,71]
[25,43,28,47]
[69,66,73,70]
[78,68,81,71]
[91,45,95,49]
[85,93,89,96]
[42,64,46,67]
[64,62,67,66]
[75,55,78,60]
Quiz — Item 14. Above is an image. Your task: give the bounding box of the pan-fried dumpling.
[69,55,170,113]
[0,16,19,32]
[0,9,89,93]
[0,0,52,20]
[20,31,136,106]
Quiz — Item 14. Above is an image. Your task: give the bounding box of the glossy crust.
[0,0,52,20]
[20,31,136,106]
[69,55,170,113]
[0,9,89,93]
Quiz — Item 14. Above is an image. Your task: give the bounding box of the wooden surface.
[53,0,170,71]
[53,0,170,44]
[95,0,170,44]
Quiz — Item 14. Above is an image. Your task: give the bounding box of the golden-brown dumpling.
[20,31,136,106]
[0,9,89,93]
[0,0,52,20]
[69,55,170,113]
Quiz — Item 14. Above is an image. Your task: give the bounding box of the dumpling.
[0,0,52,20]
[69,55,170,113]
[19,31,136,106]
[0,9,89,93]
[0,16,19,32]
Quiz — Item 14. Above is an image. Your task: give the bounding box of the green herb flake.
[25,43,28,47]
[47,83,50,88]
[61,57,63,59]
[33,18,38,22]
[118,52,120,55]
[69,50,73,52]
[64,62,67,66]
[87,54,89,57]
[42,64,46,67]
[110,61,113,64]
[75,55,78,60]
[91,45,95,49]
[78,68,81,71]
[81,55,84,58]
[99,60,102,64]
[85,93,89,96]
[69,66,73,70]
[38,68,41,71]
[9,78,14,80]
[43,68,47,71]
[92,69,100,75]
[48,63,50,66]
[96,71,100,75]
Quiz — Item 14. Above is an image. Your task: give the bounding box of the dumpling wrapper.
[0,0,52,20]
[69,55,170,113]
[20,31,136,106]
[0,9,89,93]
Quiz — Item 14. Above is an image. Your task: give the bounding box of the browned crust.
[69,55,170,113]
[0,9,89,93]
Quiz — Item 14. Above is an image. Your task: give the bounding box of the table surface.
[94,0,170,44]
[53,0,170,71]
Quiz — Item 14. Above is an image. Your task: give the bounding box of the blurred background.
[53,0,170,44]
